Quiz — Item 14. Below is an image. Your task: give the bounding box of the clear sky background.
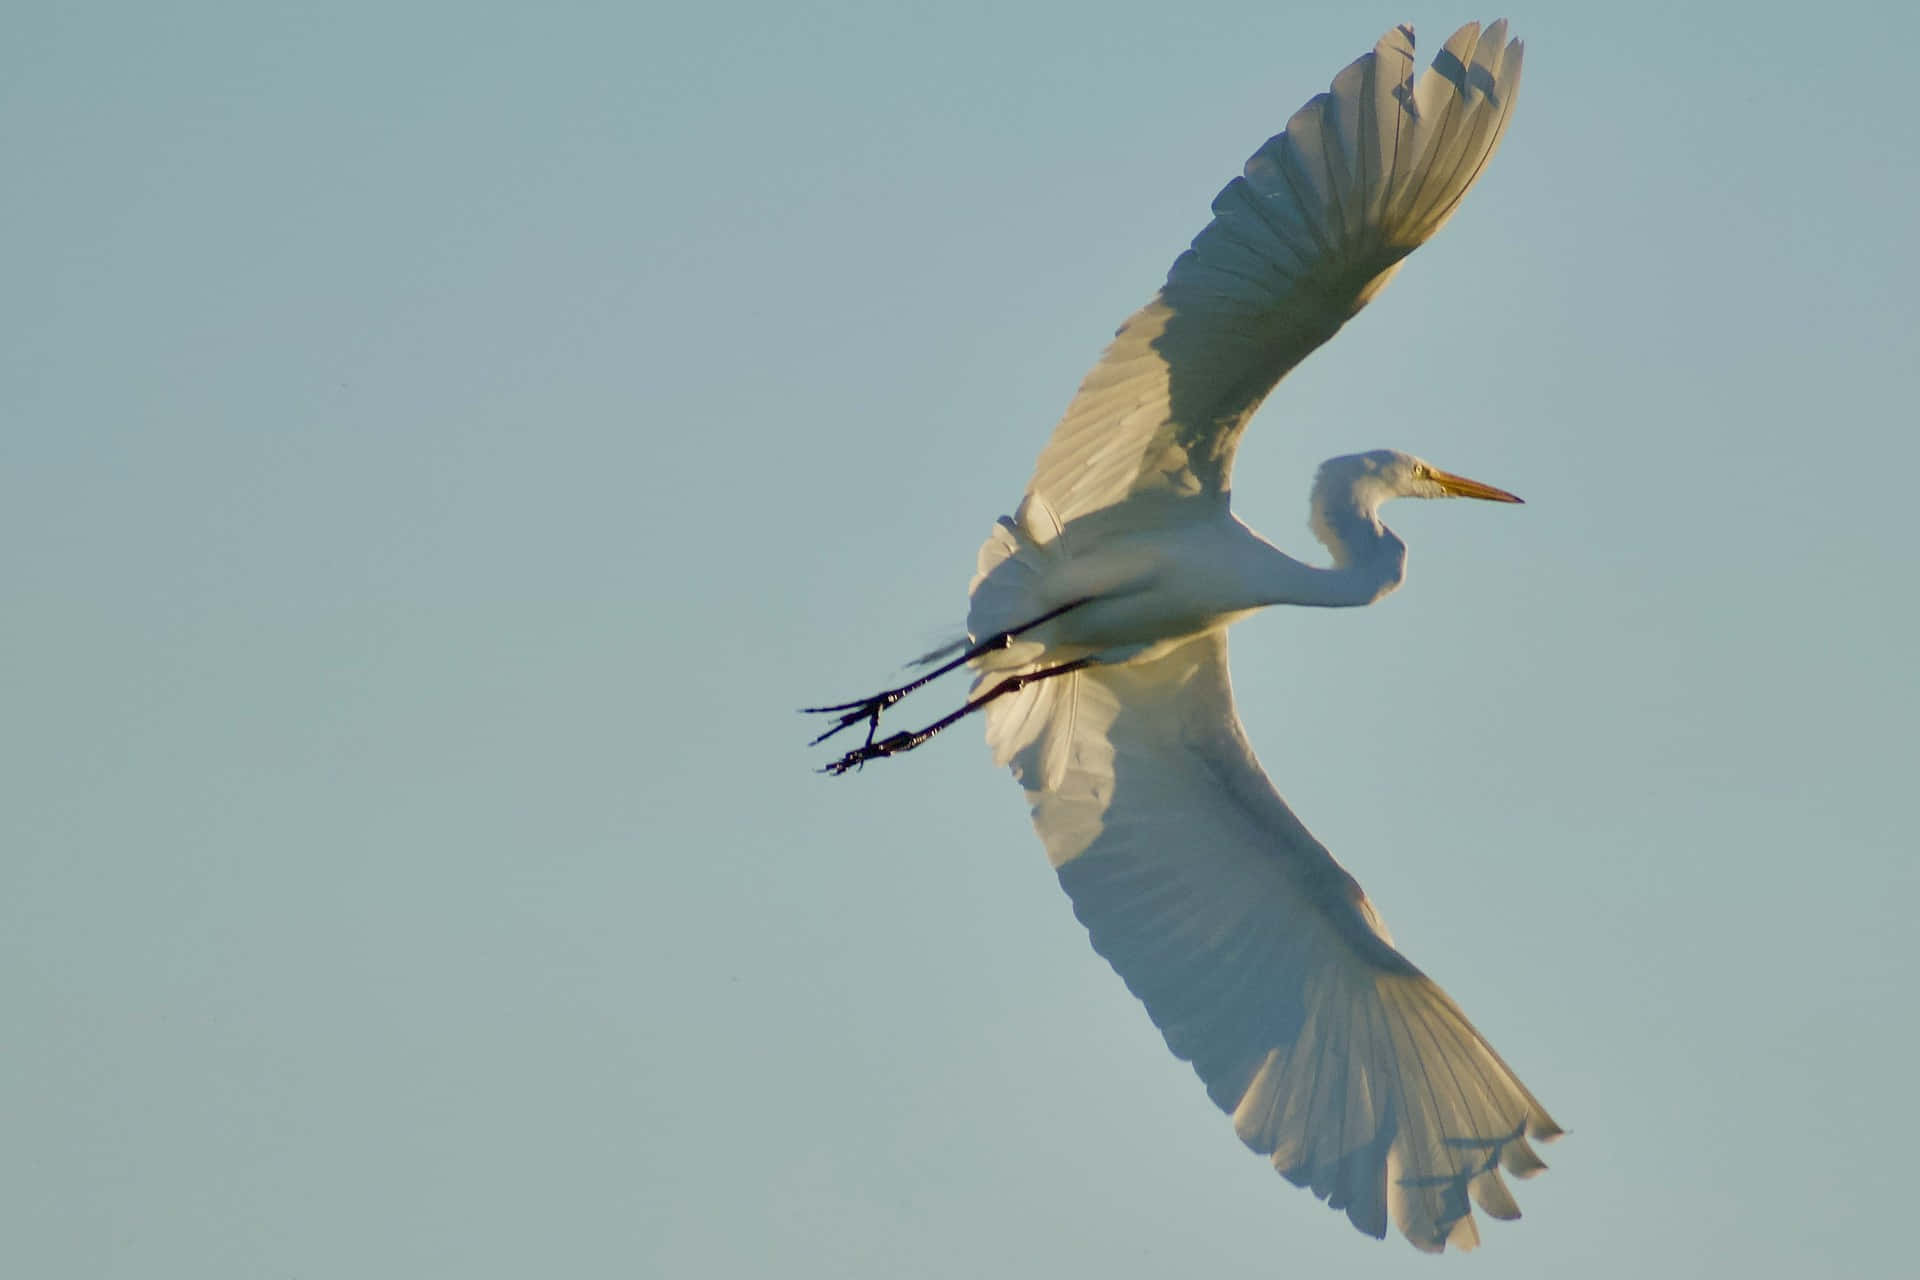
[7,2,1917,1276]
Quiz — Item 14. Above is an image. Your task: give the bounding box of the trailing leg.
[801,598,1091,748]
[820,656,1097,775]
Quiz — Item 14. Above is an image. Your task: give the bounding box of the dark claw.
[799,694,884,714]
[801,689,908,747]
[821,731,917,776]
[803,704,879,748]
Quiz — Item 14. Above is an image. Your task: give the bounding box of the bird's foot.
[819,730,924,776]
[801,687,910,748]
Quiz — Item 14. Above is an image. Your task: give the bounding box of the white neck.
[1210,508,1403,615]
[1293,475,1409,607]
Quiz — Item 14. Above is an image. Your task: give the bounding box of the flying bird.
[807,19,1559,1252]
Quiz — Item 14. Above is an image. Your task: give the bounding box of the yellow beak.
[1429,467,1524,504]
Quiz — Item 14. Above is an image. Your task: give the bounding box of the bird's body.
[974,507,1295,663]
[809,18,1560,1254]
[969,454,1481,670]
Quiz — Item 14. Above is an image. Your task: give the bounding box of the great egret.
[808,20,1559,1252]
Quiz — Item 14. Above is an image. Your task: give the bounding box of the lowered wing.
[1004,630,1560,1251]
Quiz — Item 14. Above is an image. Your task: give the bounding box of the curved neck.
[1296,485,1408,607]
[1217,515,1403,613]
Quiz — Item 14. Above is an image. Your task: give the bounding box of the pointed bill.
[1429,468,1524,504]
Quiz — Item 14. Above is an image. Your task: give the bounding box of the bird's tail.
[966,505,1053,667]
[911,489,1068,668]
[966,496,1084,789]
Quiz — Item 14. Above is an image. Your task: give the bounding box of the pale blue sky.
[6,2,1917,1276]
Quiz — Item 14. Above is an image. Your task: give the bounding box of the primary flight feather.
[808,19,1560,1253]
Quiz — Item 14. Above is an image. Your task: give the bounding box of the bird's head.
[1309,450,1522,569]
[1316,449,1524,514]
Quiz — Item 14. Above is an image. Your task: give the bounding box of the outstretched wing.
[1003,630,1560,1251]
[1025,22,1523,530]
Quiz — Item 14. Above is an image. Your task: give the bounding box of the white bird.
[808,19,1559,1252]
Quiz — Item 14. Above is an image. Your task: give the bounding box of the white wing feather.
[1019,631,1560,1251]
[1024,21,1523,533]
[967,21,1551,1250]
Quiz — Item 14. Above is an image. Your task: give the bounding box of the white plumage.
[810,19,1559,1252]
[1021,21,1521,527]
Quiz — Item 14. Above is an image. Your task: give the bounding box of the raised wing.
[1025,22,1523,530]
[1001,631,1560,1251]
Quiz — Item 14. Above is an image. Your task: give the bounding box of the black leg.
[801,598,1090,748]
[820,656,1097,776]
